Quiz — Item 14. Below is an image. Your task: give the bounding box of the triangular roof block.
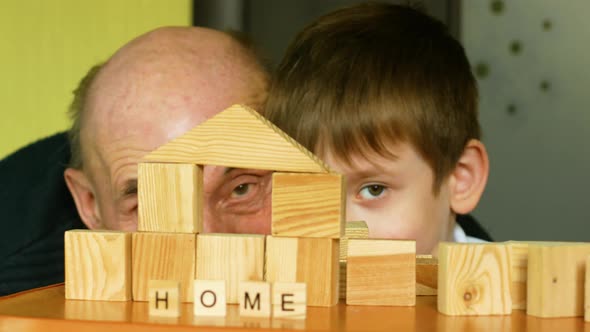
[143,104,329,173]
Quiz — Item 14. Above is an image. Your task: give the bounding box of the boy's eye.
[358,184,386,200]
[231,183,251,198]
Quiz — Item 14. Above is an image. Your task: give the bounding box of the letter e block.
[148,280,180,317]
[239,281,271,317]
[65,230,131,301]
[272,172,344,238]
[272,282,306,319]
[347,239,416,306]
[194,280,226,317]
[138,162,203,233]
[438,243,511,315]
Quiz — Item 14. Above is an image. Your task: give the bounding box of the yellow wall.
[0,0,191,158]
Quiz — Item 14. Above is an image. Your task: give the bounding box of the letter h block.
[148,280,180,317]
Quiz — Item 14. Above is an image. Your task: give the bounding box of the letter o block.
[194,280,226,317]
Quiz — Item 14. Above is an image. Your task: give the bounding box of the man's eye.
[358,184,386,200]
[231,183,252,198]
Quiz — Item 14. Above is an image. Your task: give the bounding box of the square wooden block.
[65,230,131,301]
[527,243,590,318]
[265,236,339,307]
[138,162,202,233]
[438,243,511,316]
[239,281,271,318]
[148,280,180,317]
[132,232,196,302]
[272,172,344,238]
[196,234,265,304]
[346,239,416,306]
[272,282,306,319]
[506,241,529,309]
[194,280,227,317]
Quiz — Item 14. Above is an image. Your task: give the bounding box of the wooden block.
[132,232,196,302]
[143,104,329,173]
[586,256,590,322]
[64,230,131,301]
[272,282,307,319]
[416,255,437,296]
[506,241,529,309]
[437,242,511,316]
[238,281,271,317]
[148,280,180,317]
[194,280,226,317]
[339,261,347,300]
[339,221,369,261]
[346,239,416,306]
[196,234,265,304]
[527,243,590,318]
[272,172,344,238]
[137,162,202,233]
[265,236,339,307]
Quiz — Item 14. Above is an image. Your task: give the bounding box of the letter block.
[438,243,511,316]
[239,281,271,317]
[138,162,203,233]
[65,230,131,301]
[272,172,344,238]
[347,239,416,306]
[272,282,307,319]
[527,243,590,318]
[196,234,265,304]
[194,280,226,317]
[148,280,180,317]
[265,236,339,307]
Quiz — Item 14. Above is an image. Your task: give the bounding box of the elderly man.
[0,27,271,296]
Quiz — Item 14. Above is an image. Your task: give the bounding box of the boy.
[264,3,491,255]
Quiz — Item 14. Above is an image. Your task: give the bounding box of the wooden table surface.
[0,284,587,332]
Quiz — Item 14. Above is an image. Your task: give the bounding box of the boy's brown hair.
[264,2,480,190]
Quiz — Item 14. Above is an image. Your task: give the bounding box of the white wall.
[463,1,590,240]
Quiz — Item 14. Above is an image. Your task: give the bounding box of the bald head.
[65,27,270,231]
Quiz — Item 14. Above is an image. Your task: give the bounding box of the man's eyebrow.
[223,167,235,175]
[121,179,138,196]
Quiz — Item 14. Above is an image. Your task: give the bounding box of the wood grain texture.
[346,239,416,306]
[193,280,227,317]
[272,172,344,238]
[272,282,307,319]
[238,281,271,318]
[339,221,369,261]
[339,261,347,300]
[137,163,202,233]
[143,104,329,173]
[195,234,265,304]
[64,230,132,301]
[586,256,590,322]
[438,243,511,316]
[132,232,196,302]
[506,241,529,309]
[265,236,339,307]
[527,243,590,318]
[416,255,438,296]
[148,280,180,317]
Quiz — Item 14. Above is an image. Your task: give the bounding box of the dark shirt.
[0,132,86,296]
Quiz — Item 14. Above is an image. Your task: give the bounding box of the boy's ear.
[64,168,104,229]
[449,139,489,215]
